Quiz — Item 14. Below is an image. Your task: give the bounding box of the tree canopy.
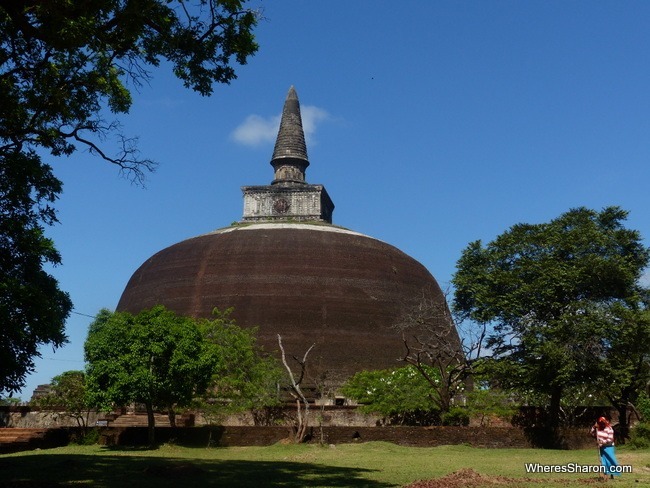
[31,370,91,429]
[197,308,282,419]
[341,366,445,425]
[85,306,280,445]
[452,206,649,427]
[598,302,650,434]
[85,306,217,444]
[1,0,258,177]
[0,1,258,395]
[0,151,71,394]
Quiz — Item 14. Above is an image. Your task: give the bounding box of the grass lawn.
[0,442,648,487]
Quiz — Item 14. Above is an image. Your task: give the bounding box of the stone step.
[0,428,49,454]
[0,428,48,443]
[110,414,174,427]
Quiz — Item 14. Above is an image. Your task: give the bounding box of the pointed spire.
[271,86,309,185]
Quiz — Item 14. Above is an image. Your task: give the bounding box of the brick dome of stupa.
[116,87,458,385]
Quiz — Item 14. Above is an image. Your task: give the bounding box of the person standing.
[590,416,621,479]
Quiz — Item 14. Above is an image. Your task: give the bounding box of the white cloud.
[231,105,329,147]
[301,106,330,143]
[231,113,281,146]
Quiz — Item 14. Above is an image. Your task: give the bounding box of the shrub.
[636,391,650,422]
[629,422,650,449]
[465,389,517,426]
[442,407,470,426]
[71,428,100,446]
[341,366,441,424]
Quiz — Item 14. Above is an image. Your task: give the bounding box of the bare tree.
[277,334,315,443]
[395,290,486,413]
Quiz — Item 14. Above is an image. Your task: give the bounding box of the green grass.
[0,442,648,487]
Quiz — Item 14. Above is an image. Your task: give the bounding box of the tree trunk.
[167,405,176,428]
[145,402,156,447]
[615,388,631,443]
[548,386,562,429]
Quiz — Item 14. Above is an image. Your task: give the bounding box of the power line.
[71,310,98,319]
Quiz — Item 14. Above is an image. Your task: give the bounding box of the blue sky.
[18,1,650,398]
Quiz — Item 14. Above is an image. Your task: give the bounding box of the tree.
[599,303,650,437]
[464,388,518,427]
[395,291,476,414]
[1,0,259,175]
[32,370,91,431]
[1,0,259,394]
[636,390,650,421]
[196,308,282,430]
[340,366,443,425]
[0,151,72,394]
[0,395,22,406]
[452,206,649,428]
[278,335,314,443]
[85,306,216,446]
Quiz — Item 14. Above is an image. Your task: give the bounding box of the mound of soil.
[403,468,605,488]
[405,468,516,488]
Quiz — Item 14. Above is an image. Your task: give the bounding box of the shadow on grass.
[0,452,394,488]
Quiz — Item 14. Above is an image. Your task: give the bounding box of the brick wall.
[99,425,597,449]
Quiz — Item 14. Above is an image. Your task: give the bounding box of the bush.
[465,389,518,426]
[72,428,100,446]
[388,409,441,426]
[636,391,650,422]
[441,407,470,426]
[341,366,441,424]
[629,422,650,449]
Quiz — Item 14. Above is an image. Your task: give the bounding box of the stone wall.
[196,405,382,427]
[0,404,606,450]
[0,406,101,428]
[2,404,623,430]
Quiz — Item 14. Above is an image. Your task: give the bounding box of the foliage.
[32,370,91,429]
[441,407,470,426]
[0,0,258,395]
[196,308,282,422]
[395,292,471,414]
[0,151,72,394]
[452,207,650,426]
[341,366,442,424]
[85,306,216,445]
[636,391,650,421]
[598,304,650,435]
[72,427,101,446]
[465,388,518,426]
[0,0,259,175]
[629,422,650,449]
[0,395,21,406]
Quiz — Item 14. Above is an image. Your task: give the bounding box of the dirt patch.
[403,468,606,488]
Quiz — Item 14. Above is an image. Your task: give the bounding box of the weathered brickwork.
[99,426,598,449]
[116,86,455,390]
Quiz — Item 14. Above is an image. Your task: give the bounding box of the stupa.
[116,86,458,386]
